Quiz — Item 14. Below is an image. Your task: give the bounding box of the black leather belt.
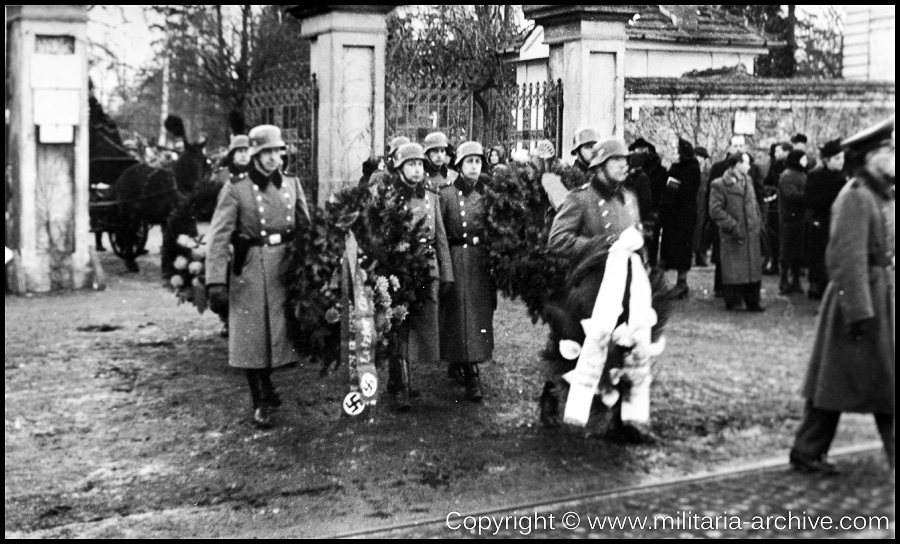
[248,231,296,247]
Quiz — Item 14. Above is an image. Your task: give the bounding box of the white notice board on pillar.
[733,111,757,135]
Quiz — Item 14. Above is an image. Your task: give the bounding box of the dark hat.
[677,138,694,159]
[819,139,843,159]
[785,149,808,171]
[790,133,808,144]
[694,146,710,159]
[841,116,894,156]
[628,137,657,154]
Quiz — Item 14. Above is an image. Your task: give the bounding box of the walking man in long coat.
[790,117,895,474]
[439,141,494,402]
[388,142,454,411]
[206,125,311,429]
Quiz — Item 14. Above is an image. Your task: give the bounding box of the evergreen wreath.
[283,181,436,372]
[482,161,589,322]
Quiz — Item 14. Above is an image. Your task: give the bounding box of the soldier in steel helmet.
[545,137,655,443]
[571,127,600,175]
[212,135,251,185]
[423,132,459,190]
[365,136,409,197]
[386,142,454,411]
[438,141,495,402]
[205,125,311,429]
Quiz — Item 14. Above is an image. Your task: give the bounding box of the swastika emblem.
[360,372,378,397]
[343,391,365,416]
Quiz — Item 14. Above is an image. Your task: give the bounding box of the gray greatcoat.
[393,182,454,365]
[438,176,494,363]
[206,169,310,369]
[709,170,763,285]
[548,179,642,278]
[802,173,895,414]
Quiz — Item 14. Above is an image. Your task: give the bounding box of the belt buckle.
[268,233,282,246]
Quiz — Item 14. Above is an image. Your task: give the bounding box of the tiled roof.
[626,6,777,48]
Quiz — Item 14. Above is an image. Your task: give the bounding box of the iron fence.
[385,77,562,158]
[245,72,319,204]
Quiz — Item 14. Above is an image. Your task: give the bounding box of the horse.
[113,122,210,274]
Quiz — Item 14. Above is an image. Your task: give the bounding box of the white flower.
[177,234,195,249]
[170,275,184,288]
[559,340,582,360]
[375,275,389,295]
[191,247,206,261]
[389,275,400,291]
[392,305,409,322]
[188,261,203,275]
[192,277,203,288]
[325,307,341,324]
[396,242,410,253]
[173,256,189,271]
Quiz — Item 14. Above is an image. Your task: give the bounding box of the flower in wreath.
[191,246,206,261]
[170,275,185,289]
[173,255,189,271]
[325,307,341,324]
[177,234,195,249]
[389,275,400,292]
[188,261,203,275]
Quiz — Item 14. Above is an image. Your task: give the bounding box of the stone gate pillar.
[287,6,395,207]
[6,6,92,293]
[523,6,632,155]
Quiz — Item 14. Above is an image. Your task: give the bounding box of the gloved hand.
[208,284,228,315]
[439,281,454,301]
[848,318,873,341]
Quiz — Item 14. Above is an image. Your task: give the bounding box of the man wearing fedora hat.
[804,139,847,299]
[790,117,895,475]
[205,124,311,429]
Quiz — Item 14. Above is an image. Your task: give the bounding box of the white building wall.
[843,5,895,81]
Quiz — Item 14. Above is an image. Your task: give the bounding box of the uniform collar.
[591,175,625,202]
[250,162,282,190]
[454,175,484,196]
[425,161,449,179]
[395,175,426,199]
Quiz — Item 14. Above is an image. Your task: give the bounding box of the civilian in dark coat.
[804,140,846,299]
[624,153,654,231]
[777,149,809,294]
[629,138,667,267]
[790,117,895,474]
[660,138,702,298]
[762,142,792,274]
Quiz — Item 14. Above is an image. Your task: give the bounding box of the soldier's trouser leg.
[257,368,275,404]
[874,413,895,468]
[245,370,263,409]
[791,400,840,459]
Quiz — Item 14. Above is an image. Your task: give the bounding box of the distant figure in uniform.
[790,117,895,475]
[439,141,495,402]
[205,125,311,429]
[571,127,600,176]
[213,135,250,184]
[366,136,409,197]
[423,132,458,190]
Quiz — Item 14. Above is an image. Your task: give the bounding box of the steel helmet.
[394,143,426,168]
[388,136,411,157]
[589,137,630,168]
[423,132,450,153]
[228,135,250,152]
[454,141,484,166]
[571,127,600,155]
[248,125,286,156]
